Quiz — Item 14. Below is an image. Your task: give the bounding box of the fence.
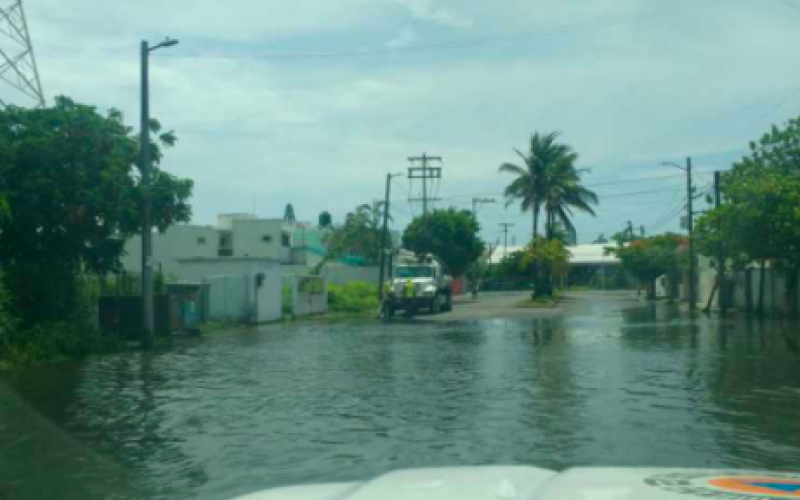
[98,295,171,337]
[697,267,800,315]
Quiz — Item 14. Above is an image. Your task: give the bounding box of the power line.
[168,0,752,63]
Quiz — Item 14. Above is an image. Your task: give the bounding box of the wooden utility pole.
[687,157,696,310]
[378,173,403,300]
[714,170,725,313]
[408,153,442,215]
[472,197,496,218]
[499,223,514,259]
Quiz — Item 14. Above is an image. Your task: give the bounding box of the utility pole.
[627,221,634,241]
[140,37,179,346]
[662,157,696,310]
[499,223,514,259]
[687,157,696,310]
[640,225,646,238]
[714,170,725,313]
[472,197,496,218]
[408,153,442,215]
[378,173,403,300]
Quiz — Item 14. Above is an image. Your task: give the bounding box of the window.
[395,266,433,278]
[262,235,272,243]
[281,232,291,247]
[197,237,206,245]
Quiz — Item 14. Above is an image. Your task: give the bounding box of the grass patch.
[515,292,564,309]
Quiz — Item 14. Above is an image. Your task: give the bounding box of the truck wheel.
[432,293,441,314]
[444,292,453,312]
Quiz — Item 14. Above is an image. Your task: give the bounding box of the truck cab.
[387,255,453,316]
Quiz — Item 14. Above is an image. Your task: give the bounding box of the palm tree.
[499,131,598,239]
[540,158,598,239]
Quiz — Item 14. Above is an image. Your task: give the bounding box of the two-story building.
[120,213,296,280]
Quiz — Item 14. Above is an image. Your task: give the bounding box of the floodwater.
[2,292,800,500]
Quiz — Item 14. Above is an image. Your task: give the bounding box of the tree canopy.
[324,201,387,265]
[607,233,687,299]
[0,96,193,325]
[499,132,598,239]
[694,117,800,313]
[402,208,484,277]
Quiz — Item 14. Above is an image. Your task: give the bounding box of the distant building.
[119,212,401,283]
[120,213,295,280]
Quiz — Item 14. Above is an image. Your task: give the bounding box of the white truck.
[385,254,453,316]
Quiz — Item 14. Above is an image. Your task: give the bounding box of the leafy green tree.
[0,97,193,326]
[696,167,800,315]
[520,239,571,298]
[323,202,388,265]
[607,234,687,300]
[402,208,485,277]
[499,131,598,239]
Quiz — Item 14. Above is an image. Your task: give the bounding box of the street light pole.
[140,38,178,346]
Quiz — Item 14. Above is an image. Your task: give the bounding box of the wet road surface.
[2,292,800,500]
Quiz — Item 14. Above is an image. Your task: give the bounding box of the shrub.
[282,284,294,315]
[327,282,379,314]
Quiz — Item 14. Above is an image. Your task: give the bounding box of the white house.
[120,213,295,280]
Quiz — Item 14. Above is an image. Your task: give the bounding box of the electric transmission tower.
[0,0,44,108]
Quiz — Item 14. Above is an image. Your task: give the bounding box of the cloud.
[9,0,800,244]
[388,0,473,29]
[386,27,419,49]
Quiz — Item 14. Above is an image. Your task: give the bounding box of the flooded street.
[3,292,800,500]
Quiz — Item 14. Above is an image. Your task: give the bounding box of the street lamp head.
[661,160,684,171]
[150,37,180,51]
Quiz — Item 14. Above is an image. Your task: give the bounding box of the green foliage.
[521,239,571,277]
[0,272,16,345]
[499,131,598,238]
[282,284,294,315]
[324,202,387,265]
[607,233,687,298]
[327,282,379,314]
[402,208,485,277]
[0,323,108,368]
[693,118,800,313]
[0,96,193,328]
[519,239,571,297]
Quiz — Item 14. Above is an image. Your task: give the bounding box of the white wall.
[179,258,282,323]
[121,225,219,279]
[323,264,380,286]
[232,219,292,263]
[285,276,328,317]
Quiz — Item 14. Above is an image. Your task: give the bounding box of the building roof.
[489,243,620,266]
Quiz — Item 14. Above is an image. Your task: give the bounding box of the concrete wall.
[284,275,328,317]
[121,225,219,279]
[322,264,381,286]
[178,258,282,323]
[697,266,800,315]
[231,219,292,262]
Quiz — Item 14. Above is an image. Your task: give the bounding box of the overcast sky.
[9,0,800,245]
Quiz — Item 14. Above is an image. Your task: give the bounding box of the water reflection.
[3,294,800,500]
